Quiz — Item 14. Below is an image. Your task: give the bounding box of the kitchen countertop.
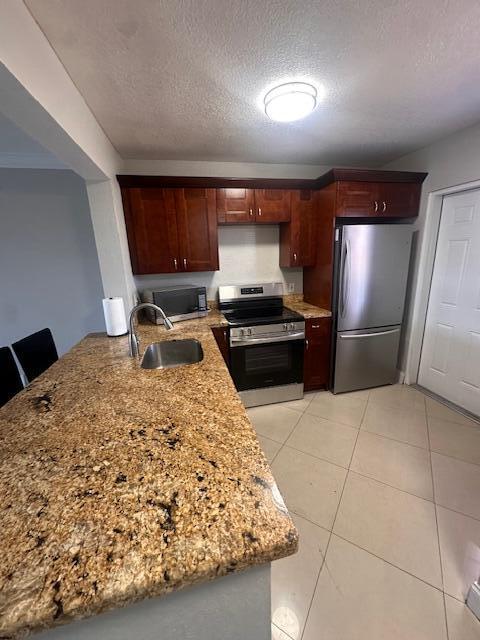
[283,295,332,319]
[0,310,297,639]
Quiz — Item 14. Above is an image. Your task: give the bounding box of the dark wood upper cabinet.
[122,188,179,274]
[336,181,379,217]
[216,188,291,224]
[254,189,291,223]
[217,188,255,224]
[279,190,317,267]
[378,182,422,218]
[304,317,332,391]
[336,179,422,218]
[303,169,426,309]
[174,188,219,272]
[120,187,218,274]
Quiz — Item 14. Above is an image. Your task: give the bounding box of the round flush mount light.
[263,82,318,122]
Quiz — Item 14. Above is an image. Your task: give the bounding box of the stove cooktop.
[223,306,304,328]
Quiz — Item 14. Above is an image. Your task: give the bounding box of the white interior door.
[419,189,480,416]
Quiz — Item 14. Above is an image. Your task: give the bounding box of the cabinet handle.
[293,252,297,263]
[258,208,262,216]
[305,339,309,351]
[374,201,378,213]
[173,258,178,270]
[183,258,187,269]
[311,324,321,329]
[382,201,387,213]
[249,208,253,217]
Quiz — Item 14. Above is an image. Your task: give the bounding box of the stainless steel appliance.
[141,285,208,324]
[332,224,412,393]
[219,283,305,408]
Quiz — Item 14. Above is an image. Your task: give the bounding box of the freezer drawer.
[333,325,401,393]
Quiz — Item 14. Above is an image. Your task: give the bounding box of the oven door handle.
[230,332,305,347]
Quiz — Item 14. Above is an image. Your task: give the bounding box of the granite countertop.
[283,295,332,319]
[0,310,297,639]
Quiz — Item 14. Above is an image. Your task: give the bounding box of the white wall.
[383,120,480,379]
[0,169,104,356]
[135,225,303,300]
[0,2,136,312]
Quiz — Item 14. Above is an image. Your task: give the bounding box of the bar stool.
[0,347,24,407]
[12,328,58,383]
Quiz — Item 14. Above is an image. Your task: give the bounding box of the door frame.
[406,177,480,384]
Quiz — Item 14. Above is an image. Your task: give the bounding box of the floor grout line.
[298,391,370,640]
[331,532,445,593]
[273,442,352,472]
[259,385,479,639]
[424,402,449,638]
[260,412,480,520]
[264,408,304,467]
[272,621,295,640]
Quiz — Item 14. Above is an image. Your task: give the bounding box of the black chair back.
[0,347,24,407]
[12,328,58,383]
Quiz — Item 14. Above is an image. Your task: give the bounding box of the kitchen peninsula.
[0,313,298,639]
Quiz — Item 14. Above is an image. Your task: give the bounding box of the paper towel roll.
[102,297,128,336]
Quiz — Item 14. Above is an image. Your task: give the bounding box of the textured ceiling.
[24,0,480,166]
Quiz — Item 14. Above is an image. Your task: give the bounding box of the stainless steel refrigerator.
[332,224,413,393]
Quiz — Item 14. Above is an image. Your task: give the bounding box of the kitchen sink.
[140,339,204,370]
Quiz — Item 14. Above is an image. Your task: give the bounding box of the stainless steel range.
[218,283,305,408]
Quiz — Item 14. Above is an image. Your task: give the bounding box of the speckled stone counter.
[0,311,297,639]
[283,295,332,319]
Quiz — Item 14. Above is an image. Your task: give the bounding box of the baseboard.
[467,582,480,621]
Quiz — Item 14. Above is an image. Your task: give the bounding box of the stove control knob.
[283,323,288,331]
[289,322,295,331]
[239,329,245,338]
[247,328,253,336]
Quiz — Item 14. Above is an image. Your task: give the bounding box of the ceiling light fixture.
[263,82,318,122]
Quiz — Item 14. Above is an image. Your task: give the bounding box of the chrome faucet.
[128,302,174,357]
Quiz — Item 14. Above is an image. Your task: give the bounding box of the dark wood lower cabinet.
[211,326,229,367]
[304,317,332,391]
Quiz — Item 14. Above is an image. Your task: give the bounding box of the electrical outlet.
[287,283,295,293]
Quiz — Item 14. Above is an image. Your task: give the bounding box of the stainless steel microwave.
[141,285,208,324]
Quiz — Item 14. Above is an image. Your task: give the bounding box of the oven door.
[230,337,304,391]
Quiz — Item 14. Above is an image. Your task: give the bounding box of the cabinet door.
[211,326,230,367]
[279,190,316,267]
[254,189,291,222]
[122,188,179,274]
[379,182,422,218]
[336,181,380,217]
[175,188,219,272]
[217,188,255,224]
[304,317,332,391]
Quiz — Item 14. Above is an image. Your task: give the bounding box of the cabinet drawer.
[306,318,331,337]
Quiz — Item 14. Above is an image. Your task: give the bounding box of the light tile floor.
[247,384,480,640]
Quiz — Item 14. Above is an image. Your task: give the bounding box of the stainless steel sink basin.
[140,339,204,370]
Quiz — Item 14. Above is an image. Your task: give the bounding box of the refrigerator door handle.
[340,240,350,318]
[339,328,401,340]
